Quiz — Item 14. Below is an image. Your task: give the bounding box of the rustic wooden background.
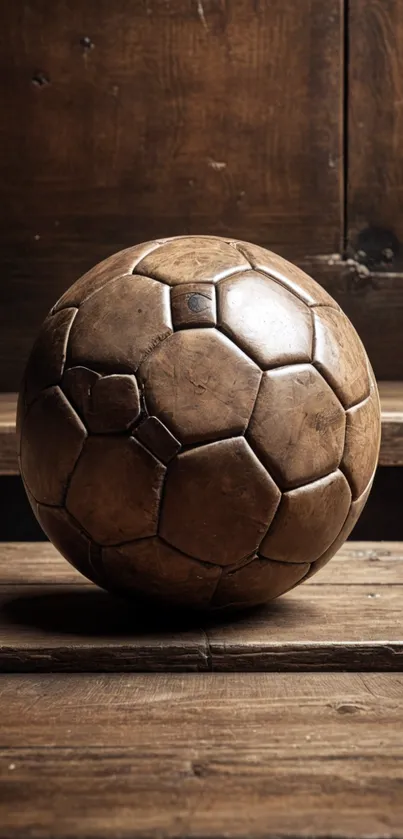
[0,0,402,389]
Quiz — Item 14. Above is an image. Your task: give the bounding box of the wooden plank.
[0,394,19,475]
[377,381,403,466]
[0,672,402,838]
[3,383,403,474]
[346,0,403,383]
[0,542,402,673]
[348,0,403,263]
[0,0,344,391]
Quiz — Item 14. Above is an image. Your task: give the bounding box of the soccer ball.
[18,236,381,610]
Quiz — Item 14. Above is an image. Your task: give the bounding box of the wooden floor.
[2,382,403,472]
[0,540,402,837]
[1,671,402,838]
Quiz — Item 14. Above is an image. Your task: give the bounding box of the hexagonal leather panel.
[68,274,172,373]
[260,470,351,564]
[171,283,216,329]
[53,240,161,311]
[233,240,338,307]
[160,437,280,565]
[313,306,370,408]
[139,328,261,445]
[136,237,250,285]
[306,479,374,580]
[23,308,77,407]
[66,436,165,545]
[102,537,221,609]
[248,364,345,488]
[212,556,310,609]
[342,394,381,498]
[20,386,86,505]
[217,270,312,368]
[63,367,141,433]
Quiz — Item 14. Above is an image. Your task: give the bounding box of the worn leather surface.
[139,329,262,445]
[18,236,382,609]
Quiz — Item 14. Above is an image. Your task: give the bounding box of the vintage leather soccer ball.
[18,236,381,610]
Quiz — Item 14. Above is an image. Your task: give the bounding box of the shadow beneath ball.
[2,584,308,637]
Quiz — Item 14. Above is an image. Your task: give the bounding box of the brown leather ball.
[18,236,381,610]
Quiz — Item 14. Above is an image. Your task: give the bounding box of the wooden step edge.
[1,383,403,474]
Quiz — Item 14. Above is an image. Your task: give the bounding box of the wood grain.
[0,0,343,391]
[377,381,403,465]
[0,672,402,838]
[0,541,402,672]
[344,0,403,382]
[3,384,403,474]
[0,394,19,475]
[348,0,403,259]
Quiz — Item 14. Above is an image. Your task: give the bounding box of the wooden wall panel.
[348,0,403,262]
[345,0,403,380]
[0,0,343,390]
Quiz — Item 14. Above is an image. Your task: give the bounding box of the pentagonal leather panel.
[66,436,165,545]
[24,308,77,406]
[313,306,370,408]
[36,505,99,584]
[217,271,312,368]
[342,394,381,499]
[171,283,216,329]
[136,236,249,285]
[63,367,141,433]
[306,479,374,579]
[139,328,261,445]
[233,240,338,307]
[53,240,161,311]
[248,364,345,489]
[260,470,351,564]
[160,437,280,565]
[67,274,172,373]
[102,537,221,608]
[20,386,86,505]
[212,556,310,609]
[135,417,181,464]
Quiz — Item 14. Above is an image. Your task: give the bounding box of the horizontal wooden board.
[0,671,402,838]
[2,382,403,474]
[0,394,19,475]
[0,541,402,672]
[377,381,403,465]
